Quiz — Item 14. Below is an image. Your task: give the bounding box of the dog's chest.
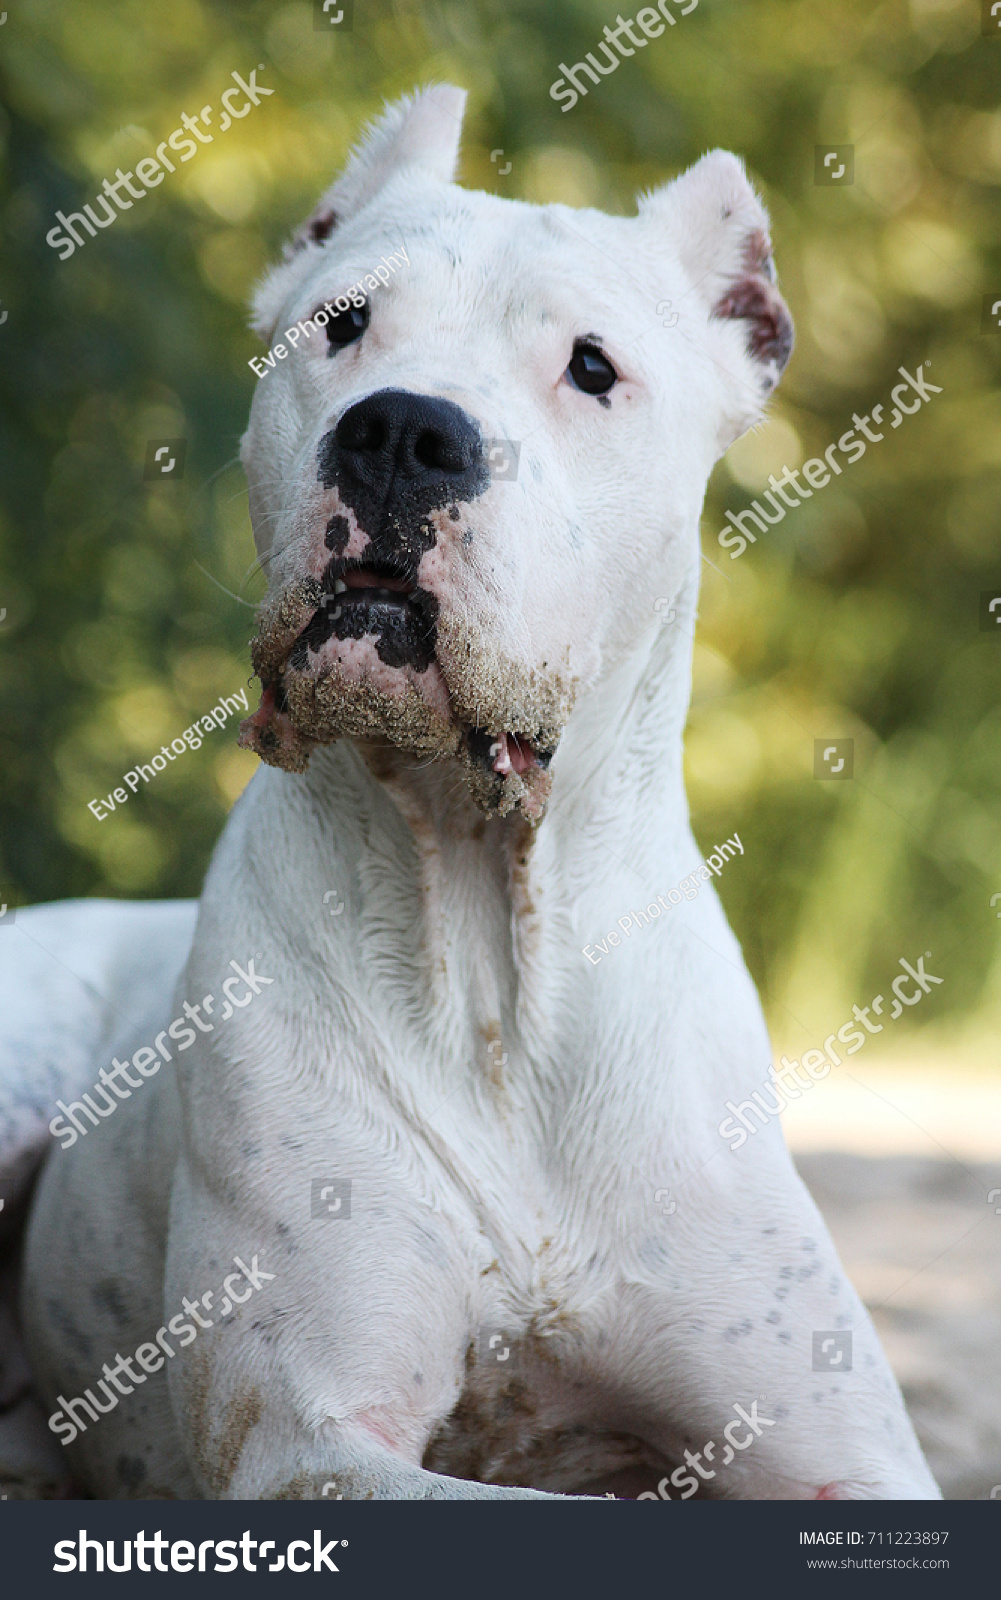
[420,1311,656,1492]
[418,1216,655,1492]
[422,1305,655,1491]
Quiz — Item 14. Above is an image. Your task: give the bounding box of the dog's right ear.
[250,85,466,340]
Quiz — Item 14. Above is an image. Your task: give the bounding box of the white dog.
[0,85,939,1501]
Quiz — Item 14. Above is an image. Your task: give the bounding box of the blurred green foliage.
[1,0,999,1051]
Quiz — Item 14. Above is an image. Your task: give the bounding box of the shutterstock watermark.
[582,835,743,965]
[48,957,273,1149]
[718,954,944,1150]
[47,1253,275,1448]
[550,1,698,112]
[717,365,943,561]
[87,688,248,821]
[46,68,274,260]
[637,1399,775,1498]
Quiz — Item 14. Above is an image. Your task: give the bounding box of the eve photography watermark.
[86,689,249,821]
[248,245,410,378]
[582,836,743,964]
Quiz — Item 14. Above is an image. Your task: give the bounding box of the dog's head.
[239,85,792,820]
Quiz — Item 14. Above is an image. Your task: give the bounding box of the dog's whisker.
[193,561,259,609]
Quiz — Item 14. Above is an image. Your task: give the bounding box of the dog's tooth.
[333,579,347,595]
[490,734,512,775]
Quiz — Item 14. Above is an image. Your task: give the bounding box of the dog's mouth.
[240,562,565,820]
[284,559,434,674]
[466,727,552,780]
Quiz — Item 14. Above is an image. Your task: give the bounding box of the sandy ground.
[784,1065,1001,1501]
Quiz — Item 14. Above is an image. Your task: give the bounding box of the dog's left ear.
[639,150,794,449]
[250,84,466,339]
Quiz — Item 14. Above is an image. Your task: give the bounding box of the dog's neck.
[264,566,704,1081]
[300,563,700,985]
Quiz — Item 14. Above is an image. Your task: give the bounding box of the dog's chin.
[239,584,572,822]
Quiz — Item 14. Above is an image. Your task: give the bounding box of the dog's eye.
[566,341,617,396]
[324,301,370,350]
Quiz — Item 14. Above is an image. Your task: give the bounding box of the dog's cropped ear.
[639,151,794,446]
[296,83,467,247]
[250,85,466,340]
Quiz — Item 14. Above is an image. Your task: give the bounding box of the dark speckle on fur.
[92,1278,130,1327]
[309,209,338,243]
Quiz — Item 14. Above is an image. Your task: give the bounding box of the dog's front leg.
[167,1324,572,1500]
[610,1151,941,1500]
[210,1420,571,1501]
[162,1155,582,1501]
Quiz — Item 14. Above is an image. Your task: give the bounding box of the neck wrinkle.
[325,576,700,1043]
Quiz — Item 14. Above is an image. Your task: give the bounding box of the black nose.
[335,388,483,479]
[319,388,489,537]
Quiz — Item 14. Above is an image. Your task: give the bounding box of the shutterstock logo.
[814,739,853,779]
[813,1330,853,1371]
[484,439,520,480]
[814,145,854,185]
[144,438,186,479]
[53,1529,345,1573]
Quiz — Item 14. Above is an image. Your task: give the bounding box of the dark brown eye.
[324,301,369,350]
[567,341,617,396]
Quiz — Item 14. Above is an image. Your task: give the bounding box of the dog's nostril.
[337,414,385,453]
[413,427,464,473]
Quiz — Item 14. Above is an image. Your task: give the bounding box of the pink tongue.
[491,733,535,777]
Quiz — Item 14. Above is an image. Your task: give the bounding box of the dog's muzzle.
[240,389,569,820]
